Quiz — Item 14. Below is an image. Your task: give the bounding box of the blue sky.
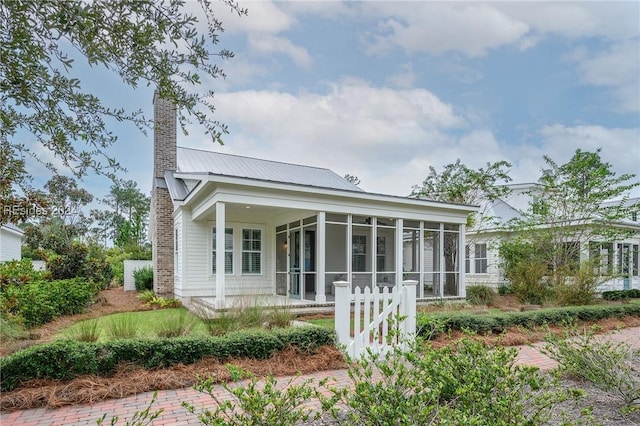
[26,1,640,204]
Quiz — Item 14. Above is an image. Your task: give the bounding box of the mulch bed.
[0,345,346,411]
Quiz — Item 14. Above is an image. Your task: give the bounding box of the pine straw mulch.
[0,345,346,412]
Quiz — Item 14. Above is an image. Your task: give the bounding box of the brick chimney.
[151,92,176,296]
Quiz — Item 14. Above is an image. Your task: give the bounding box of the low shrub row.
[417,304,640,339]
[2,278,98,327]
[602,289,640,301]
[0,326,335,392]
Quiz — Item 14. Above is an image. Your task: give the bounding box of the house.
[465,183,640,292]
[0,224,23,262]
[150,94,477,307]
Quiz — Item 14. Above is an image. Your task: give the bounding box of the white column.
[215,202,226,309]
[401,279,418,347]
[347,214,353,286]
[439,223,445,297]
[316,212,327,303]
[419,221,424,298]
[459,224,466,298]
[333,281,351,347]
[395,219,403,288]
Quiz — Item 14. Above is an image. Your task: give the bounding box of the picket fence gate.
[333,280,417,359]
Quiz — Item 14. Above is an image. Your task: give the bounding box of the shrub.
[45,242,112,289]
[416,303,640,339]
[509,260,550,305]
[6,278,97,328]
[133,266,154,291]
[603,289,640,301]
[266,304,294,328]
[328,339,580,425]
[0,259,49,289]
[0,326,336,391]
[544,329,640,409]
[0,317,27,342]
[465,285,496,306]
[553,261,603,306]
[184,366,325,425]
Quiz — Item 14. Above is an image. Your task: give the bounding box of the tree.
[96,179,150,248]
[411,159,512,295]
[507,148,640,289]
[411,159,513,229]
[1,0,246,224]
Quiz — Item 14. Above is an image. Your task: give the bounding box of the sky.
[24,1,640,205]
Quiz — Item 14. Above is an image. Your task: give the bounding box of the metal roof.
[177,147,364,192]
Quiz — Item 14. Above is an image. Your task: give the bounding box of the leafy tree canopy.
[1,0,246,224]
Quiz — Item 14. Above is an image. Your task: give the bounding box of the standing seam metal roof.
[177,147,363,192]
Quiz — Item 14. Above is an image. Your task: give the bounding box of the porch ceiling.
[203,203,315,223]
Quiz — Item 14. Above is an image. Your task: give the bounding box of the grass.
[56,309,208,342]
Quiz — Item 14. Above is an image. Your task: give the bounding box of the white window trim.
[474,243,489,274]
[241,227,264,275]
[211,227,234,276]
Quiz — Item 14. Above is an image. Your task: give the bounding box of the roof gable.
[176,147,363,192]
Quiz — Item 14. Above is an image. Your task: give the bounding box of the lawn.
[55,308,209,341]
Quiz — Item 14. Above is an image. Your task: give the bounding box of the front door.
[289,229,301,299]
[621,244,631,290]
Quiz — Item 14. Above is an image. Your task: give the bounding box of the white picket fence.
[333,280,417,359]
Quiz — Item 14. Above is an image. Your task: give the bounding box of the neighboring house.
[150,94,476,307]
[465,183,640,292]
[0,224,23,262]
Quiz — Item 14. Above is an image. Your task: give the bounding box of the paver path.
[2,327,639,426]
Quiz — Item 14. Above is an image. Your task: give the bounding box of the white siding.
[180,212,275,298]
[174,210,183,294]
[0,228,22,262]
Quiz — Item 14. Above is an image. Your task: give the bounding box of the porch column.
[395,219,403,287]
[316,211,327,303]
[459,224,466,298]
[439,223,445,297]
[215,202,226,309]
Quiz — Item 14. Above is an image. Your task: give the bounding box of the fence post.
[333,281,351,348]
[401,280,418,345]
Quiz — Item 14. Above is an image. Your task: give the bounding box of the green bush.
[184,367,325,425]
[133,265,154,291]
[603,289,640,301]
[0,259,50,289]
[553,262,603,306]
[45,242,112,289]
[329,339,579,425]
[5,278,98,328]
[465,285,496,306]
[417,304,640,339]
[0,326,336,391]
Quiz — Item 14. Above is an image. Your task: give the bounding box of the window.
[212,228,233,274]
[242,229,262,274]
[352,235,367,272]
[465,244,470,273]
[474,243,488,273]
[589,242,613,275]
[376,236,386,271]
[174,228,179,275]
[633,245,639,277]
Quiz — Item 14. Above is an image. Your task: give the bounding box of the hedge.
[417,304,640,339]
[0,326,336,392]
[602,289,640,301]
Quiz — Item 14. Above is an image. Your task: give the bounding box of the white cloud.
[575,42,640,112]
[248,34,312,67]
[184,79,464,195]
[361,2,639,57]
[386,63,418,89]
[505,124,640,185]
[211,0,295,34]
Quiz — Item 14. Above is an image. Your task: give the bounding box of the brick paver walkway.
[2,327,638,426]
